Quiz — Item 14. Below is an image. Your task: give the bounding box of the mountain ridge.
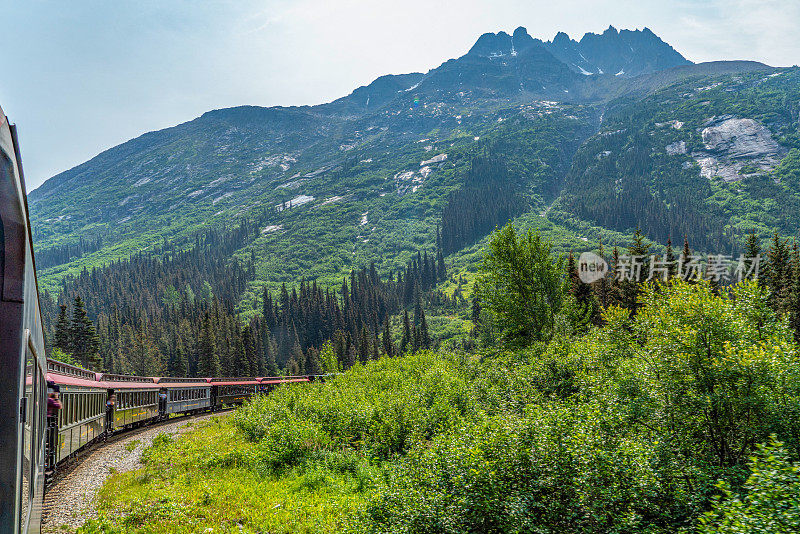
[27,26,789,311]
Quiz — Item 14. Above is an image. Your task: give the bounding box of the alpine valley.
[30,25,800,350]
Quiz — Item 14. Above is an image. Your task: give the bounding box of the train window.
[19,348,35,527]
[58,395,64,427]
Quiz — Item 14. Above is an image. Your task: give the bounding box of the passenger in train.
[46,389,61,419]
[105,394,116,430]
[46,386,61,475]
[158,391,167,414]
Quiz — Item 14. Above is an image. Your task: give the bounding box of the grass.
[80,416,366,533]
[123,440,140,453]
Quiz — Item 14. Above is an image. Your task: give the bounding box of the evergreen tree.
[471,297,482,336]
[401,311,412,353]
[173,339,188,377]
[197,313,221,377]
[288,340,305,375]
[766,232,791,313]
[382,320,395,357]
[419,307,431,349]
[358,326,370,363]
[745,230,763,285]
[305,347,322,375]
[54,304,71,354]
[265,333,279,376]
[69,296,101,369]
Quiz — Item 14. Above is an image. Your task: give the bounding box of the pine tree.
[767,232,790,312]
[69,296,101,369]
[372,331,380,360]
[358,326,370,363]
[232,329,248,377]
[419,307,431,349]
[288,340,305,375]
[745,230,763,284]
[265,333,279,376]
[593,242,610,311]
[305,347,321,375]
[471,297,482,335]
[197,313,221,377]
[789,241,800,340]
[401,311,412,353]
[681,236,692,283]
[173,339,188,377]
[382,321,394,357]
[54,304,71,354]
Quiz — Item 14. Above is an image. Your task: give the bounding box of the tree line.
[45,218,446,376]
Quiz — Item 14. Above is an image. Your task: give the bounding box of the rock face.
[665,140,686,155]
[692,116,784,181]
[543,26,692,77]
[701,117,780,158]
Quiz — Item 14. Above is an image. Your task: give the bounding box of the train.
[0,106,325,534]
[46,359,318,468]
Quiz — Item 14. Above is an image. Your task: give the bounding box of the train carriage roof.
[259,377,310,385]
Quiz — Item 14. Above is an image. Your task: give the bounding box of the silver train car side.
[0,105,48,534]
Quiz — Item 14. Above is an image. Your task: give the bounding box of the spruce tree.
[54,304,71,354]
[745,230,763,285]
[289,340,305,374]
[419,308,431,349]
[173,339,188,377]
[382,321,394,357]
[305,347,321,375]
[265,333,279,376]
[69,296,101,369]
[198,313,221,377]
[358,326,370,363]
[401,311,412,353]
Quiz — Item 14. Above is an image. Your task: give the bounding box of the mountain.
[544,25,691,77]
[28,25,790,315]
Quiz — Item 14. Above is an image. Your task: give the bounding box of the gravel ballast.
[42,412,223,533]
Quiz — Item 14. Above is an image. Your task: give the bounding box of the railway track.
[41,410,227,532]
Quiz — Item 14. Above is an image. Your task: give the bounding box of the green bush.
[699,438,800,534]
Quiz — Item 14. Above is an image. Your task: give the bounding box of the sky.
[1,0,798,191]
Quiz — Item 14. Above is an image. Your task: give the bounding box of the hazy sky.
[1,0,798,191]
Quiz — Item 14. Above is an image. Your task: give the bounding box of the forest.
[46,215,447,377]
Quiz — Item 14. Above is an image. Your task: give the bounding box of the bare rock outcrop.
[691,116,783,181]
